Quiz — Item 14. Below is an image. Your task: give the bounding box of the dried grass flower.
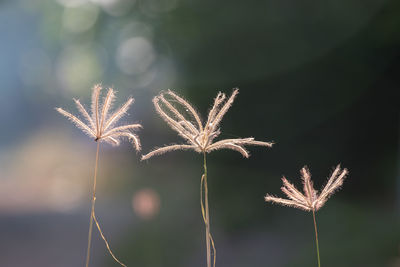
[265,164,349,267]
[264,165,348,211]
[56,84,141,267]
[142,88,273,160]
[142,88,273,267]
[56,84,142,150]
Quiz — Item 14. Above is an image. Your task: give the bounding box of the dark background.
[0,0,399,266]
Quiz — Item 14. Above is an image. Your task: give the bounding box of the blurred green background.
[0,0,399,266]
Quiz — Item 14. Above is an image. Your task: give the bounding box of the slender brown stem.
[203,152,211,267]
[200,153,216,267]
[85,142,100,267]
[93,215,127,267]
[312,209,321,267]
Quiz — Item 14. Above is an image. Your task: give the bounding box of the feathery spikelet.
[265,165,348,211]
[142,88,273,160]
[56,84,142,151]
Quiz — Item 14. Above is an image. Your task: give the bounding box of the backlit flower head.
[56,84,142,150]
[142,88,273,160]
[265,165,348,211]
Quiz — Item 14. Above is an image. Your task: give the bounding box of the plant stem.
[203,152,211,267]
[93,215,127,267]
[312,209,321,267]
[85,142,100,267]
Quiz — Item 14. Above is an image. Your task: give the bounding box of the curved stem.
[203,152,211,267]
[93,215,127,267]
[85,142,100,267]
[200,153,216,267]
[312,209,321,267]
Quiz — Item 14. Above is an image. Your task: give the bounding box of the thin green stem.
[312,209,321,267]
[203,152,211,267]
[85,141,100,267]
